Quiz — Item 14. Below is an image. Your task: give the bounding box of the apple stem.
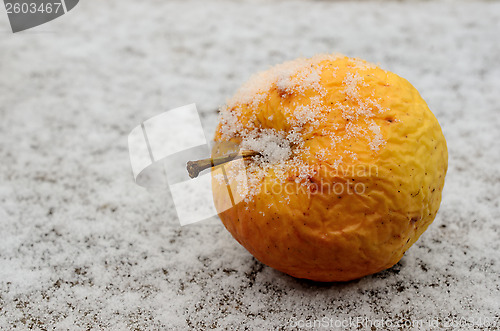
[186,150,260,178]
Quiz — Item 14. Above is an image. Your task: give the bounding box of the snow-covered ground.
[1,0,499,329]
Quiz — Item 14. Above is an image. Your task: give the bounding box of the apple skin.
[212,55,448,282]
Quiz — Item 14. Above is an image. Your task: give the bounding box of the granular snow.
[217,54,389,200]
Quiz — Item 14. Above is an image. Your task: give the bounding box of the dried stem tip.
[186,150,260,179]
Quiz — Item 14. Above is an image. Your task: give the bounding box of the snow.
[1,0,500,329]
[218,55,390,200]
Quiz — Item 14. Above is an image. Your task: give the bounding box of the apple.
[208,54,447,282]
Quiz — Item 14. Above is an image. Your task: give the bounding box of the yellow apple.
[212,54,448,282]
